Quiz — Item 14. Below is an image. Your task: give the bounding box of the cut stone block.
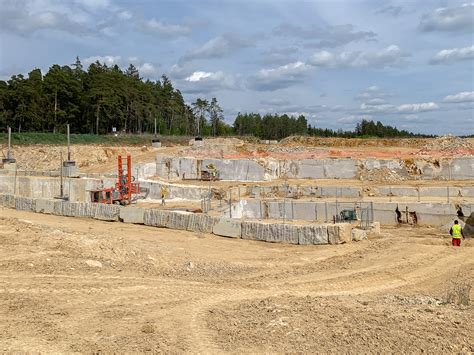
[94,203,121,221]
[328,223,352,244]
[213,217,242,238]
[266,223,299,244]
[352,228,367,241]
[241,221,267,241]
[15,196,35,211]
[120,207,145,224]
[35,198,56,214]
[298,224,329,245]
[187,213,216,233]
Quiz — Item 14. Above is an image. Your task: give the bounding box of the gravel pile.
[417,135,472,155]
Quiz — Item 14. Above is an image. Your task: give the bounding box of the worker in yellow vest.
[161,186,168,206]
[449,220,465,247]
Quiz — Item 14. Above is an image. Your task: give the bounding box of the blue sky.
[0,0,473,135]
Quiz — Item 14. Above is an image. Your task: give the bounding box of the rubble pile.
[361,167,406,183]
[416,135,472,156]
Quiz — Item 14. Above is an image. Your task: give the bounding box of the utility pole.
[60,152,64,198]
[67,124,71,161]
[63,124,76,173]
[3,126,16,163]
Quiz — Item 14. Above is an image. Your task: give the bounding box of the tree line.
[0,58,229,136]
[234,114,428,139]
[0,59,428,139]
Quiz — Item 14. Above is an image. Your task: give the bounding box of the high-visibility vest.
[452,224,462,239]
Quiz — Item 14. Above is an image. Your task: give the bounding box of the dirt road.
[0,208,472,353]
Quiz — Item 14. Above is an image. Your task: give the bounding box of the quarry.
[0,135,473,352]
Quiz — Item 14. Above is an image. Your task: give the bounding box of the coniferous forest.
[0,58,429,140]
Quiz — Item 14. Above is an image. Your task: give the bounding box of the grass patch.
[0,132,163,146]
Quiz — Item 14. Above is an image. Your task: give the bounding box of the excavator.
[89,155,148,205]
[201,163,220,181]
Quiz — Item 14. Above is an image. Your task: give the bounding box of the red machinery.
[90,155,142,205]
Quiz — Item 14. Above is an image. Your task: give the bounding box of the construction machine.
[201,163,220,181]
[89,155,147,205]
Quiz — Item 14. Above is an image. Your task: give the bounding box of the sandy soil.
[0,208,472,353]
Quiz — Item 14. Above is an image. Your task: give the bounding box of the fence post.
[370,201,374,224]
[229,188,232,218]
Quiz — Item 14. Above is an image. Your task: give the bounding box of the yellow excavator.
[201,163,220,181]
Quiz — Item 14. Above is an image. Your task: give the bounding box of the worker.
[161,186,168,206]
[449,220,465,247]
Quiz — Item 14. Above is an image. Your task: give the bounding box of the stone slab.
[35,198,56,214]
[298,225,329,245]
[212,217,242,238]
[120,207,145,224]
[328,223,352,244]
[15,196,36,211]
[352,228,367,241]
[94,203,121,221]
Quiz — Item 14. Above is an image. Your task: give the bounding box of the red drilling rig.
[90,155,144,205]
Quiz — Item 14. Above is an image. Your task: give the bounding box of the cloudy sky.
[0,0,473,135]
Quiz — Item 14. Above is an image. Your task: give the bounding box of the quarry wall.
[156,156,474,181]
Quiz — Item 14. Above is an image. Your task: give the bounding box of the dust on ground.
[0,208,472,353]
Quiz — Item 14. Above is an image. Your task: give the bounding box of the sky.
[0,0,473,135]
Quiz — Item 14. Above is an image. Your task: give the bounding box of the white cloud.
[337,115,373,123]
[397,102,439,113]
[181,33,255,62]
[273,23,376,48]
[260,98,291,106]
[375,5,402,17]
[360,103,396,114]
[443,91,474,103]
[169,63,195,79]
[0,0,135,36]
[403,115,419,121]
[430,45,474,64]
[186,71,213,82]
[180,71,240,93]
[82,55,160,78]
[355,85,390,102]
[142,18,190,37]
[309,45,409,68]
[247,61,314,91]
[84,55,122,66]
[0,0,91,35]
[419,3,474,32]
[360,101,439,114]
[117,10,132,20]
[137,63,158,77]
[75,0,111,10]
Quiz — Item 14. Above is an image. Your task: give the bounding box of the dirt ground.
[0,208,472,353]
